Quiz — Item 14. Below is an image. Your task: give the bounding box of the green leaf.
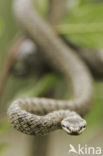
[58,4,103,48]
[57,23,103,34]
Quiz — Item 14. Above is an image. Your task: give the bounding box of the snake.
[7,0,93,136]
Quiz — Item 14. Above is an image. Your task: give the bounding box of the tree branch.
[0,37,25,107]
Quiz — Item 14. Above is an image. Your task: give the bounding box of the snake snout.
[61,112,87,135]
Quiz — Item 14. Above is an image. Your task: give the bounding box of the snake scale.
[8,0,93,136]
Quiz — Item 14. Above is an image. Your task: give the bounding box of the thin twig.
[0,37,25,107]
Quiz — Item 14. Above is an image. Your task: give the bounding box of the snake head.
[61,112,87,135]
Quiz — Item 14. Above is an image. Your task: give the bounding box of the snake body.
[8,0,93,136]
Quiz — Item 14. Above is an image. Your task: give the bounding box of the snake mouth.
[62,125,86,135]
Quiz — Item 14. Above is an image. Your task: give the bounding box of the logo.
[68,144,102,155]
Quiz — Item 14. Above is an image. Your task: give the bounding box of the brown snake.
[8,0,93,136]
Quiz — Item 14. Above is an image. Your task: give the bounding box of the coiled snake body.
[8,0,93,136]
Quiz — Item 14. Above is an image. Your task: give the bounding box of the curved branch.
[0,37,25,106]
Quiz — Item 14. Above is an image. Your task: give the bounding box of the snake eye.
[81,125,86,129]
[62,125,66,128]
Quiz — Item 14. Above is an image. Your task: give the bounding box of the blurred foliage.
[0,17,4,37]
[8,74,60,101]
[35,0,103,48]
[0,0,19,66]
[86,82,103,131]
[79,0,91,5]
[60,3,103,48]
[35,0,49,17]
[0,143,9,154]
[0,119,10,134]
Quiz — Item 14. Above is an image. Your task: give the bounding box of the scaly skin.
[8,0,93,136]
